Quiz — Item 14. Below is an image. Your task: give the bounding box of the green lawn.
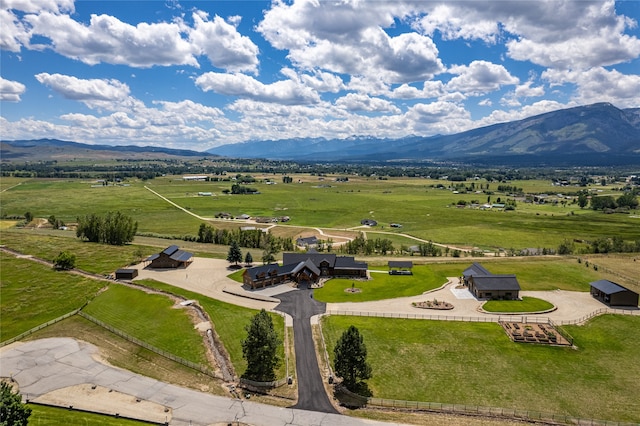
[135,279,288,379]
[0,252,105,341]
[321,314,640,423]
[82,284,208,364]
[483,296,555,313]
[314,265,447,303]
[28,404,150,425]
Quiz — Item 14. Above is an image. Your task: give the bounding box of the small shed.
[388,261,413,275]
[590,280,639,307]
[115,268,138,280]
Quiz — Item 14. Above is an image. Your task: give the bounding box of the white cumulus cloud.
[0,76,26,102]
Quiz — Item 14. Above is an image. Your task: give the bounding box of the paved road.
[0,338,404,426]
[274,285,339,414]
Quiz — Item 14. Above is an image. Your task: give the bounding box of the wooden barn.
[147,245,193,269]
[590,279,639,307]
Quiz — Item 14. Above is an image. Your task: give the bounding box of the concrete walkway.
[0,338,406,426]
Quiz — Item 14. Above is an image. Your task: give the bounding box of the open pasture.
[322,314,640,423]
[0,252,105,340]
[135,278,288,381]
[82,284,208,364]
[2,175,639,251]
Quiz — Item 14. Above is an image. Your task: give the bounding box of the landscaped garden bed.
[412,299,453,310]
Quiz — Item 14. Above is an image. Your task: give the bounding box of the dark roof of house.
[590,279,634,295]
[472,275,521,291]
[296,236,318,245]
[463,262,492,277]
[116,268,137,273]
[334,256,368,270]
[283,252,337,267]
[282,252,368,271]
[389,261,413,269]
[244,263,281,280]
[291,259,321,275]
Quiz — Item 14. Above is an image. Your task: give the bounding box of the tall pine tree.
[241,309,280,382]
[227,240,243,266]
[334,325,372,391]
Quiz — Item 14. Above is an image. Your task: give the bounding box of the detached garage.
[115,268,138,280]
[590,279,639,307]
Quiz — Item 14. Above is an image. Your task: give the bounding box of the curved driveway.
[0,338,401,426]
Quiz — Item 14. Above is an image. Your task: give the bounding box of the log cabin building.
[243,252,368,289]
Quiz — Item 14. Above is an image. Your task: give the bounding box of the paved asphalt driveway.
[274,285,339,414]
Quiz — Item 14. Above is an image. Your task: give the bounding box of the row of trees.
[577,190,638,210]
[197,224,294,251]
[242,310,371,393]
[76,211,137,245]
[558,237,640,255]
[341,233,394,255]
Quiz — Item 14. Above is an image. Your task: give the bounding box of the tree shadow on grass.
[333,382,372,409]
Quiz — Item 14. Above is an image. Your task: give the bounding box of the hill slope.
[207,103,640,165]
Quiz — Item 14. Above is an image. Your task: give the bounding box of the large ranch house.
[147,245,194,269]
[243,251,368,289]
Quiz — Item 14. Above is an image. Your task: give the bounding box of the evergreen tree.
[241,309,280,382]
[227,240,243,266]
[0,382,31,426]
[244,251,253,266]
[334,325,372,391]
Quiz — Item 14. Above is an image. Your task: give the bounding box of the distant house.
[147,245,193,269]
[361,219,377,226]
[462,263,520,300]
[296,236,318,248]
[243,251,368,289]
[590,280,639,307]
[388,260,413,275]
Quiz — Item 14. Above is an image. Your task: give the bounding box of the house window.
[485,292,492,298]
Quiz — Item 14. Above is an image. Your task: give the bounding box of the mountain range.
[2,103,639,166]
[207,103,640,166]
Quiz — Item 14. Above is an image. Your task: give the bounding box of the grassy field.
[135,279,288,380]
[314,266,447,303]
[28,404,150,425]
[82,283,208,364]
[0,252,105,341]
[482,296,555,313]
[2,175,639,251]
[322,314,640,423]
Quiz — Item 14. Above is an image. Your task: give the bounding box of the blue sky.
[1,0,640,152]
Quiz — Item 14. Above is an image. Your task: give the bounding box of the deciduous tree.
[53,251,76,270]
